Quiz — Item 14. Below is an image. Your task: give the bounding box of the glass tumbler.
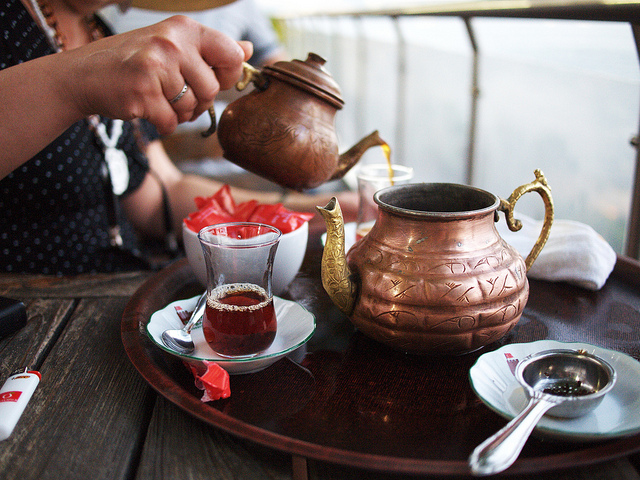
[356,163,414,240]
[198,222,281,358]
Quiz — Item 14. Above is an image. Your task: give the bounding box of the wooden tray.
[121,255,640,476]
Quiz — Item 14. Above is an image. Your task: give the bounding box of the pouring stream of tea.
[382,143,394,185]
[355,143,394,241]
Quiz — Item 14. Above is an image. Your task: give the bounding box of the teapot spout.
[331,130,387,181]
[316,198,358,316]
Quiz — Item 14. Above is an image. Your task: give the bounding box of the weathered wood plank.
[0,271,153,299]
[0,296,154,480]
[134,395,292,480]
[0,298,75,375]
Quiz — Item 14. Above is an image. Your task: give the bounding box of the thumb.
[237,41,253,62]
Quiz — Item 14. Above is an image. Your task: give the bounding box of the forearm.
[0,53,83,178]
[167,174,359,235]
[0,16,252,180]
[125,140,355,242]
[123,140,281,238]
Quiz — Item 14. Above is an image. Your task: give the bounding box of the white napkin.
[496,212,617,290]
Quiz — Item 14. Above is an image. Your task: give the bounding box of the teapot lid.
[263,53,344,109]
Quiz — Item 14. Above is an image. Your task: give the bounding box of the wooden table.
[1,232,640,480]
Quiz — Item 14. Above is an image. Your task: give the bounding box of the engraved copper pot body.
[205,53,385,191]
[317,170,554,355]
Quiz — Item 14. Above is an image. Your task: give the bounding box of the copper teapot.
[317,170,554,355]
[204,53,385,191]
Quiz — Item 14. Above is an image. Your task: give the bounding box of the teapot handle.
[235,62,268,91]
[202,105,217,138]
[202,62,268,137]
[498,169,554,271]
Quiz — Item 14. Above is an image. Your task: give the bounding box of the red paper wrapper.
[185,361,231,402]
[184,184,313,234]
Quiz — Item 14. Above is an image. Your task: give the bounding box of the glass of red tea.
[198,222,281,358]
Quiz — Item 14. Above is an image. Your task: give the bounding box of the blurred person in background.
[0,0,355,275]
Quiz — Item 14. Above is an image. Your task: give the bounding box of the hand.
[63,15,252,135]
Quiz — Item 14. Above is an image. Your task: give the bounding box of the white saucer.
[469,340,640,442]
[147,294,316,374]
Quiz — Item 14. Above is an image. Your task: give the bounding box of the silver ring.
[169,83,188,104]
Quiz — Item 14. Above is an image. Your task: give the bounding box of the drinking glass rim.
[198,222,282,248]
[357,163,414,182]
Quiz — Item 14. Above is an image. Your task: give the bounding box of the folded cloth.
[496,212,617,290]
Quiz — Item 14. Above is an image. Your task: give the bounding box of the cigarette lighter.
[0,369,40,441]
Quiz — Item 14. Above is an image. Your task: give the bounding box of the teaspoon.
[161,292,207,355]
[469,391,563,476]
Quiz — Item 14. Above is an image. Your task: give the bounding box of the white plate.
[147,294,316,374]
[469,340,640,442]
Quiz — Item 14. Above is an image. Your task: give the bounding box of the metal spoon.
[468,391,563,476]
[161,292,207,354]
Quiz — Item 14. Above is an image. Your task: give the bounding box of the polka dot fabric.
[0,0,159,274]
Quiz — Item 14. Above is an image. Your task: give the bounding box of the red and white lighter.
[0,368,40,441]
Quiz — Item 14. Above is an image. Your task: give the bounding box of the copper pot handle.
[498,169,554,271]
[202,62,269,137]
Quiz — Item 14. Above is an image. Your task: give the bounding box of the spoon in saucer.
[161,292,207,355]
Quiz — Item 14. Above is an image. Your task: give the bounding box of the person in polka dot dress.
[0,0,358,275]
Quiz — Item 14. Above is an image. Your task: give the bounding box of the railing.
[273,0,640,258]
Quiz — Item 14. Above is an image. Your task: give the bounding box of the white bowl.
[182,221,308,295]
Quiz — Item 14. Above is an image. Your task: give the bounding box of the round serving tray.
[121,256,640,476]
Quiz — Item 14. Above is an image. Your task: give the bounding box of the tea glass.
[356,163,414,240]
[198,222,281,358]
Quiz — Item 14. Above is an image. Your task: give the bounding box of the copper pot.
[204,53,385,191]
[317,170,554,355]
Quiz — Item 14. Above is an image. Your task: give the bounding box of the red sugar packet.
[185,361,231,402]
[184,184,313,234]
